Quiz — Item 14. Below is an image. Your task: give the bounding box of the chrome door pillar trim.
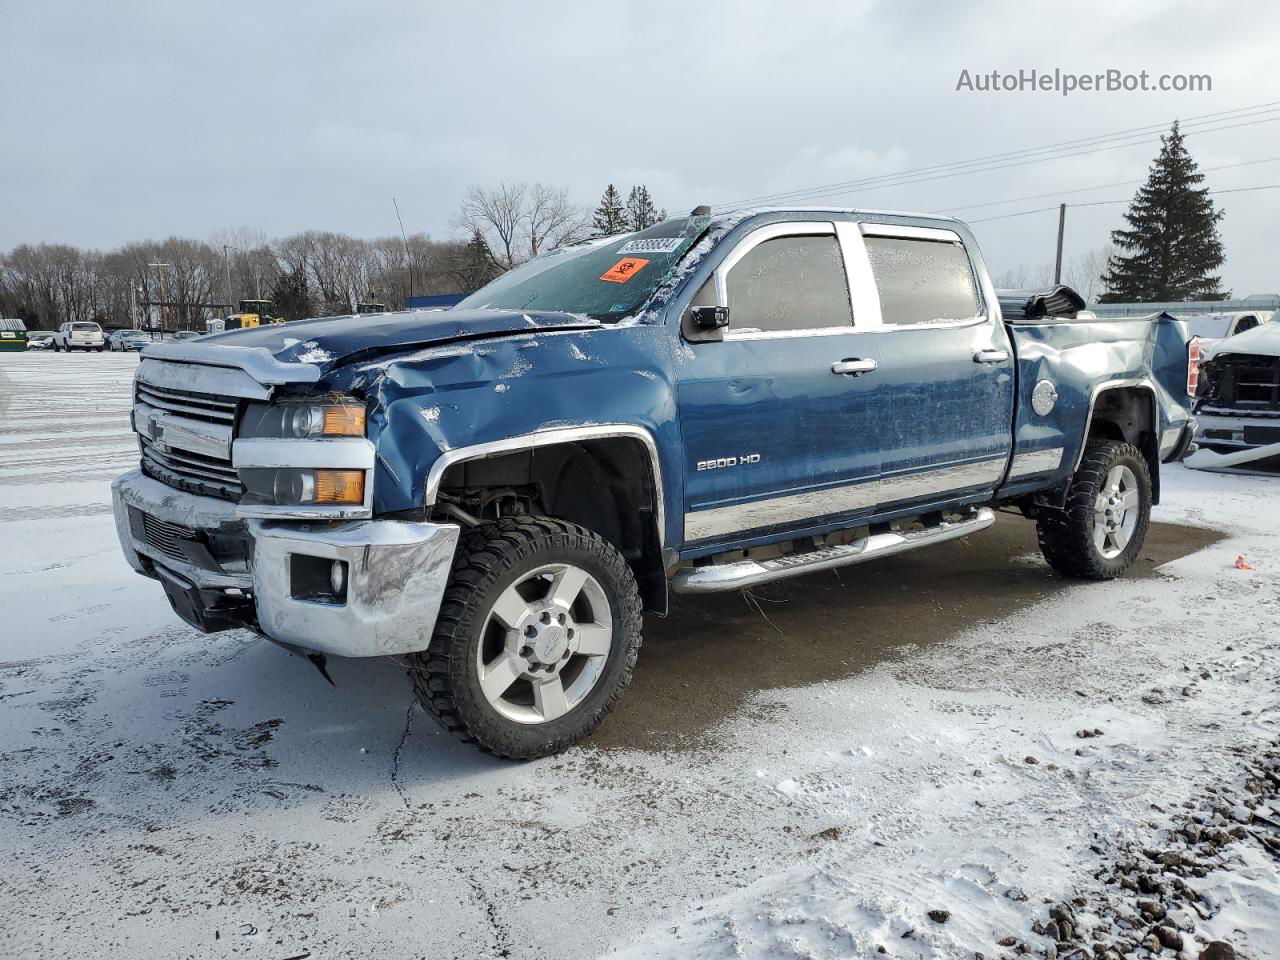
[423,424,666,547]
[835,221,883,328]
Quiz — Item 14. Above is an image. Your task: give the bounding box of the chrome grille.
[137,510,197,564]
[134,381,243,500]
[135,382,237,424]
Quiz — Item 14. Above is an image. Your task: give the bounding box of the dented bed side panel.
[1000,314,1194,497]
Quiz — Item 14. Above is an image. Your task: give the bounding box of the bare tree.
[453,183,526,270]
[453,182,585,270]
[1064,244,1113,304]
[1,217,489,329]
[527,183,587,256]
[211,226,279,304]
[992,262,1054,291]
[991,264,1031,290]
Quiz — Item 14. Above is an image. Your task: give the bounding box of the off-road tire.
[1036,439,1151,580]
[409,517,643,759]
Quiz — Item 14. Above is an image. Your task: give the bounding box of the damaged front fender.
[321,325,682,540]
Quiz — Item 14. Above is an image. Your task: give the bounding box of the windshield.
[72,322,100,331]
[1185,315,1232,340]
[455,217,710,322]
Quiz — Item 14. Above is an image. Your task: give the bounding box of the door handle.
[973,348,1010,364]
[832,358,878,376]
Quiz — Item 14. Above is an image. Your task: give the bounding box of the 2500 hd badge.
[696,453,762,471]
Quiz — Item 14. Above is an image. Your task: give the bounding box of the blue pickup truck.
[112,208,1196,758]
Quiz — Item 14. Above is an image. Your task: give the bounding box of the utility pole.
[393,197,416,303]
[222,245,234,315]
[149,262,172,331]
[1053,203,1066,285]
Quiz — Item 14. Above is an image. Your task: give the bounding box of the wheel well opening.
[1088,387,1161,505]
[433,438,667,614]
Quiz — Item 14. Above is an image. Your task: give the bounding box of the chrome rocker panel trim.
[671,507,995,594]
[684,457,1005,542]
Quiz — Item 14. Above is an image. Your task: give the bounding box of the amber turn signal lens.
[314,469,365,504]
[322,405,366,436]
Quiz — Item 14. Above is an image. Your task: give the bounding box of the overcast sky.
[5,0,1279,296]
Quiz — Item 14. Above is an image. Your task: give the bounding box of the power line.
[940,155,1280,213]
[966,182,1280,224]
[718,113,1280,210]
[715,100,1280,208]
[713,100,1280,210]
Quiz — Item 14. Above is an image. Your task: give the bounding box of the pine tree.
[1099,122,1228,302]
[450,229,499,292]
[625,185,660,231]
[592,184,627,235]
[270,265,314,322]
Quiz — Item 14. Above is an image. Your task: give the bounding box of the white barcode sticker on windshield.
[617,237,683,255]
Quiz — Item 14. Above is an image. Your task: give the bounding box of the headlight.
[241,468,366,506]
[240,400,367,439]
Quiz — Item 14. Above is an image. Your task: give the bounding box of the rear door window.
[865,236,981,326]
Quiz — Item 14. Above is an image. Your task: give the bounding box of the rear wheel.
[1036,439,1151,579]
[409,517,643,759]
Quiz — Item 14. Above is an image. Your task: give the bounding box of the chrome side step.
[670,507,995,594]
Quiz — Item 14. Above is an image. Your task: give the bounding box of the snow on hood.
[1201,320,1280,361]
[195,308,601,368]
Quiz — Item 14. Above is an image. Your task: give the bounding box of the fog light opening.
[290,554,349,605]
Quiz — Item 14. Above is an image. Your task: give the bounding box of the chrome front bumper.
[112,469,460,657]
[1186,411,1280,474]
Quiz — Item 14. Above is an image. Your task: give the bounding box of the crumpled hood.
[1202,321,1280,361]
[198,308,601,367]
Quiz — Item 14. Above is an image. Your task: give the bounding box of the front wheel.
[409,517,643,759]
[1036,439,1151,579]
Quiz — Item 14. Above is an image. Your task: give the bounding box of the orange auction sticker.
[599,257,650,284]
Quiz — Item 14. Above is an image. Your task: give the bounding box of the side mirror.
[689,305,729,330]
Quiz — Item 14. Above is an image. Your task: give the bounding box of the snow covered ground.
[1,352,1278,959]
